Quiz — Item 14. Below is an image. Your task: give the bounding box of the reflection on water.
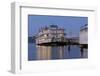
[28,43,88,60]
[37,45,51,60]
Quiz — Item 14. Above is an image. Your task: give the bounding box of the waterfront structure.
[36,25,66,45]
[79,24,88,48]
[67,37,79,44]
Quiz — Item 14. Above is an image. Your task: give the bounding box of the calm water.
[28,43,88,61]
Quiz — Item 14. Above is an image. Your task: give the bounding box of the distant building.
[36,25,66,45]
[79,24,88,47]
[67,37,79,44]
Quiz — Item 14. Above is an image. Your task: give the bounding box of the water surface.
[28,43,88,60]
